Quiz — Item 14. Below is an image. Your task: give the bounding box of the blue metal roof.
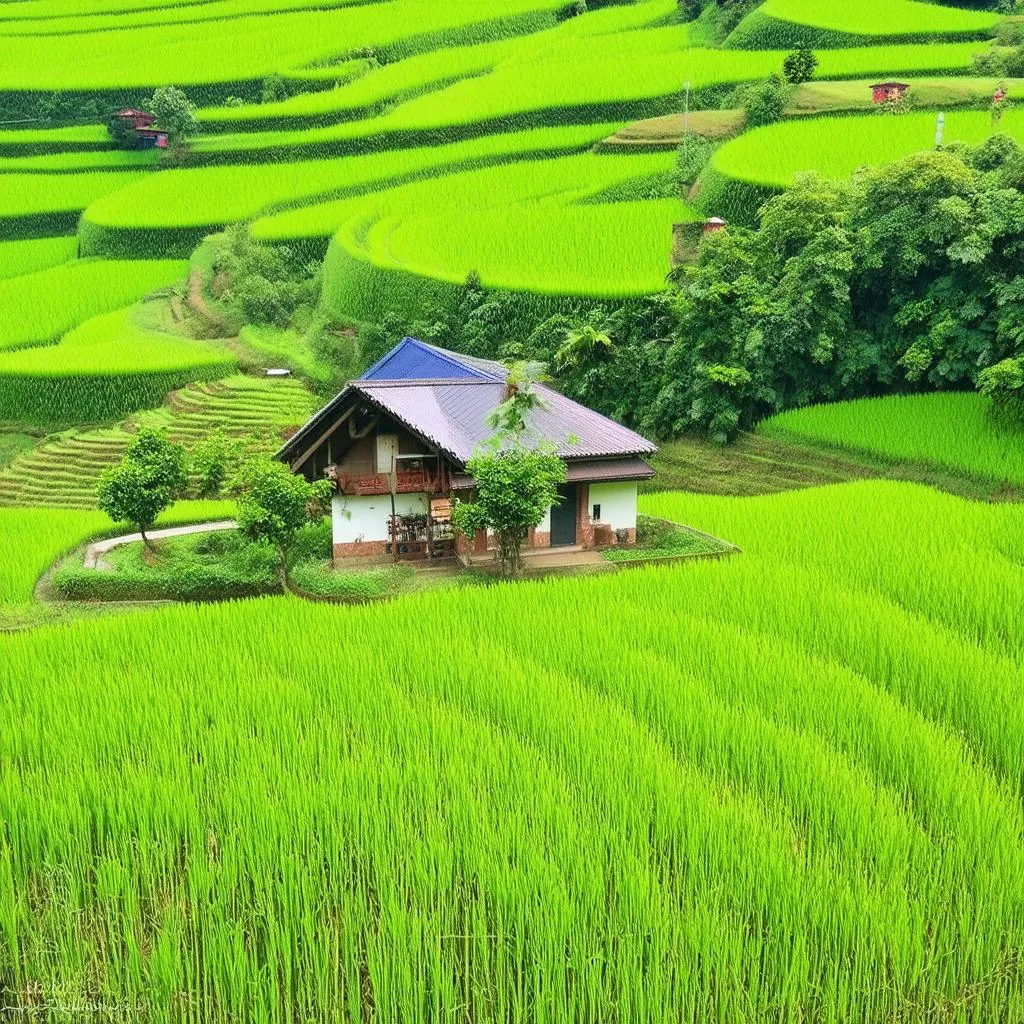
[360,337,503,383]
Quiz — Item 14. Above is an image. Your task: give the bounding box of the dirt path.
[84,520,237,570]
[187,269,233,337]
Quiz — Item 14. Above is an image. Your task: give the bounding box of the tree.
[451,447,567,576]
[782,47,818,85]
[189,430,242,499]
[261,73,291,105]
[451,362,567,575]
[978,356,1024,414]
[97,428,187,547]
[149,86,197,148]
[554,321,615,374]
[485,360,551,440]
[236,457,333,582]
[739,74,791,128]
[107,113,138,150]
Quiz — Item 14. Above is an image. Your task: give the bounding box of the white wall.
[588,482,638,531]
[333,493,427,544]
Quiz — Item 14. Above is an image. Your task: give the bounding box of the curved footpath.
[84,520,237,570]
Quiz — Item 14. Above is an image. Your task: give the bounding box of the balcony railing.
[334,470,436,496]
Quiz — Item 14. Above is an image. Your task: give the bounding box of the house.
[111,108,168,148]
[134,127,169,149]
[113,108,156,130]
[871,82,909,104]
[702,217,727,235]
[278,338,657,563]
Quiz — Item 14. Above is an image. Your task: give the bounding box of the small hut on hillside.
[871,82,909,104]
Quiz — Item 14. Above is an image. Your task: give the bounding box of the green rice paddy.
[763,392,1024,490]
[0,482,1020,1019]
[729,0,999,48]
[711,109,1024,190]
[1,0,1023,1018]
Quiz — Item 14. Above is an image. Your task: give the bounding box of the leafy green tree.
[97,428,187,547]
[261,73,292,104]
[485,360,551,440]
[782,47,818,85]
[237,457,333,582]
[107,112,138,149]
[189,430,240,499]
[149,85,197,147]
[555,321,615,373]
[978,357,1024,412]
[739,74,791,128]
[452,362,567,575]
[451,447,566,576]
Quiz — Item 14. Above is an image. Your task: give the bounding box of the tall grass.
[762,392,1024,489]
[0,481,1021,1019]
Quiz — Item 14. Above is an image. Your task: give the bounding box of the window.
[592,504,601,521]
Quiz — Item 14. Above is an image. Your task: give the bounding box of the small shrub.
[782,47,818,85]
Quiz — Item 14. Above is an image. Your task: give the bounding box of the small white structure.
[279,339,657,562]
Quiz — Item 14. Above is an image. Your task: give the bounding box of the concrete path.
[85,520,237,570]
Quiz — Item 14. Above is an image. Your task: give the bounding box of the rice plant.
[0,0,565,91]
[0,304,235,426]
[0,237,77,281]
[81,124,620,251]
[710,109,1024,190]
[0,169,148,227]
[728,0,999,48]
[0,260,188,352]
[762,392,1024,489]
[0,481,1021,1020]
[313,151,695,320]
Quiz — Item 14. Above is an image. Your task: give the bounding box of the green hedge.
[52,564,279,602]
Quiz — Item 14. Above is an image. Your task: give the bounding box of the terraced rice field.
[762,392,1024,491]
[710,108,1024,191]
[728,0,1000,48]
[0,482,1021,1020]
[2,1,1023,1019]
[0,376,315,508]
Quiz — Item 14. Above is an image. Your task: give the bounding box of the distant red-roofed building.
[872,82,909,104]
[114,108,156,130]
